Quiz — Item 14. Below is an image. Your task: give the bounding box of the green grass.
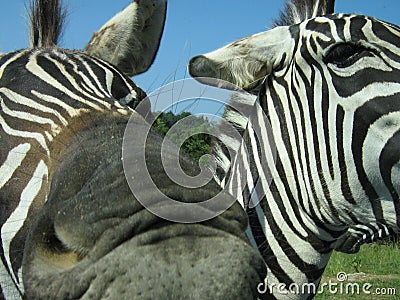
[315,242,400,299]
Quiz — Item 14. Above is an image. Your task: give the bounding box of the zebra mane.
[29,0,67,48]
[273,0,335,27]
[213,92,257,185]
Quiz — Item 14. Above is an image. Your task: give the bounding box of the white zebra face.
[189,26,295,91]
[189,14,400,230]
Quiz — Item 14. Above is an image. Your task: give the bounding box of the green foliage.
[317,243,400,299]
[153,111,214,162]
[154,118,169,135]
[351,258,362,273]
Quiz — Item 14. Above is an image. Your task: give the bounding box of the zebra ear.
[273,0,335,26]
[84,0,167,76]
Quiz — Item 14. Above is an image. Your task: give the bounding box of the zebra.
[189,0,400,298]
[0,0,267,299]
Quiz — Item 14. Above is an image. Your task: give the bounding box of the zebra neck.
[234,119,346,298]
[249,190,336,299]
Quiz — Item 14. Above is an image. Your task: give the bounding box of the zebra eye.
[324,43,367,67]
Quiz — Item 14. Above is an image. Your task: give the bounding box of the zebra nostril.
[189,55,217,78]
[188,55,204,76]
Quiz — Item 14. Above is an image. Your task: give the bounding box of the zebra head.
[190,7,400,237]
[189,2,400,298]
[0,1,267,299]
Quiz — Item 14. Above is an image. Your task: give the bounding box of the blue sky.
[0,0,399,93]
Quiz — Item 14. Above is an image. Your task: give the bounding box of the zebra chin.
[22,218,267,299]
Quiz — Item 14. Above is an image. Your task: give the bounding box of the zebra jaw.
[22,113,267,299]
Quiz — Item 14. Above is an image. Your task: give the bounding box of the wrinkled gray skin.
[22,112,266,299]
